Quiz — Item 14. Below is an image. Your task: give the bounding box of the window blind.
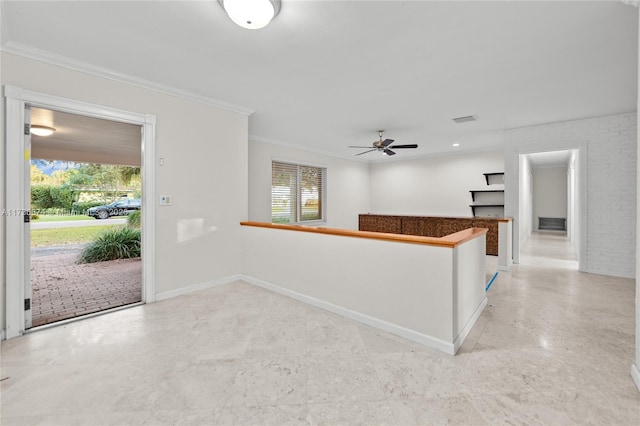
[272,162,298,224]
[272,161,325,223]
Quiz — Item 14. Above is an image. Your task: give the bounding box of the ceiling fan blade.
[381,139,394,147]
[388,144,418,149]
[383,148,396,156]
[349,145,375,148]
[356,149,377,156]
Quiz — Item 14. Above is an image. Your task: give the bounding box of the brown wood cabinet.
[359,214,502,255]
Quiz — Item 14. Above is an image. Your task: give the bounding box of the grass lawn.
[31,225,124,247]
[33,214,95,222]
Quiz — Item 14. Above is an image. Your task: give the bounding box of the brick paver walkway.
[30,250,142,327]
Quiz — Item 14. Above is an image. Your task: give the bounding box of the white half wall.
[369,150,505,217]
[248,139,370,230]
[532,166,568,231]
[1,52,249,333]
[241,224,487,354]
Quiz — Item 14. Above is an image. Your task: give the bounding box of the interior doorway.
[28,106,144,327]
[4,85,156,339]
[518,149,579,268]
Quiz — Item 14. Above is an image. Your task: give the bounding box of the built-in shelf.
[482,172,504,186]
[469,204,505,217]
[469,190,504,202]
[472,172,505,217]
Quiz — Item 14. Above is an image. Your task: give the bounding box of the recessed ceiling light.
[30,125,56,137]
[452,143,460,147]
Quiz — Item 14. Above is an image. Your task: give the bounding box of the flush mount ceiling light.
[30,125,56,137]
[219,0,281,30]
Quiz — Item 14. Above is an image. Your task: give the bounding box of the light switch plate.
[160,195,172,206]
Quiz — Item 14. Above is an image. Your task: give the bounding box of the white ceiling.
[30,107,141,166]
[2,1,638,162]
[527,150,572,168]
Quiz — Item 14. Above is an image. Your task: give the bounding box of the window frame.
[271,159,327,225]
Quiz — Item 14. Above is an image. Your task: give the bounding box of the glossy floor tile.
[1,232,638,425]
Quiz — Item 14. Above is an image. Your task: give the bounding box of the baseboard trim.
[453,297,487,354]
[632,363,640,393]
[155,275,242,301]
[240,274,456,355]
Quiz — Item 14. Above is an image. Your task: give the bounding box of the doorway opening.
[4,85,156,339]
[28,107,143,328]
[518,149,579,269]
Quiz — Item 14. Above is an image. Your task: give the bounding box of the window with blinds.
[272,161,325,224]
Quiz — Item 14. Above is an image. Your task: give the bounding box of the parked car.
[88,199,141,219]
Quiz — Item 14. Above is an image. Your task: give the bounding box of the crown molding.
[249,135,370,163]
[0,41,254,116]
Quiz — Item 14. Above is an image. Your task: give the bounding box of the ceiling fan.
[349,130,418,156]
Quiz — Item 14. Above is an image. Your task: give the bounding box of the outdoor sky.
[31,160,78,175]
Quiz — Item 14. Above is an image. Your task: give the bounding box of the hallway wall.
[532,166,567,231]
[505,112,637,278]
[519,155,533,249]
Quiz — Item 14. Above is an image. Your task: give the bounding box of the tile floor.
[1,233,639,425]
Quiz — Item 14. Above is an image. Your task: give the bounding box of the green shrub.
[31,185,54,209]
[49,186,73,209]
[71,201,104,215]
[79,227,141,263]
[127,210,141,228]
[31,185,73,210]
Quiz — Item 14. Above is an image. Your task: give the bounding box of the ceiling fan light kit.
[349,130,418,157]
[219,0,281,30]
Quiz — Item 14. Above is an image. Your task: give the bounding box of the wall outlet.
[160,195,172,206]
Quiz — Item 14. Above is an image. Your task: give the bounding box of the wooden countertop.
[240,221,488,248]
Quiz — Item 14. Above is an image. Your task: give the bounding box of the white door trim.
[505,143,587,270]
[23,105,32,329]
[3,85,156,338]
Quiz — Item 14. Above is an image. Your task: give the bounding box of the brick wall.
[506,112,637,278]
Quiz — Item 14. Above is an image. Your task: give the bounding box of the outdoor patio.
[30,248,141,327]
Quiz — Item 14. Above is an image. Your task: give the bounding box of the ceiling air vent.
[452,115,478,124]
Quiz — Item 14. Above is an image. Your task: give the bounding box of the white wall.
[505,112,637,278]
[1,52,249,331]
[634,2,640,394]
[248,140,370,230]
[567,151,578,244]
[518,154,533,250]
[532,166,568,231]
[369,150,505,217]
[0,59,5,337]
